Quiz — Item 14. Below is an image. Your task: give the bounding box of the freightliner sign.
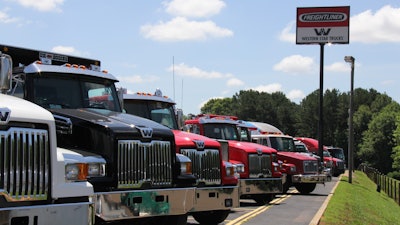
[296,6,350,44]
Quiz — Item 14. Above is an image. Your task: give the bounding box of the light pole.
[344,56,355,183]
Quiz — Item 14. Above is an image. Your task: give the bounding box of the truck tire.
[192,210,230,225]
[252,194,274,205]
[294,183,316,194]
[282,180,291,194]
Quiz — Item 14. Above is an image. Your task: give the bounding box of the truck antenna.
[173,56,175,101]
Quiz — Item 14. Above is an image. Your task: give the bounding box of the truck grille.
[248,154,272,178]
[0,127,50,201]
[118,140,173,188]
[303,160,319,173]
[336,160,345,170]
[181,149,221,185]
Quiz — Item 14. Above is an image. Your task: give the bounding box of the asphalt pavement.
[227,173,342,225]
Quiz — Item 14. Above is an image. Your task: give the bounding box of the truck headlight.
[235,163,245,173]
[65,163,87,181]
[225,162,235,176]
[290,165,297,173]
[88,163,106,177]
[176,153,193,175]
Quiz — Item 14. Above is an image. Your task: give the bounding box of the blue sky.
[1,0,399,114]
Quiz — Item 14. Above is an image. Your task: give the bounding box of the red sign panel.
[296,6,350,44]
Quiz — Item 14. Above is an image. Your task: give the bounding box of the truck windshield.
[123,100,178,130]
[31,74,121,112]
[328,148,345,160]
[203,123,239,140]
[269,137,295,152]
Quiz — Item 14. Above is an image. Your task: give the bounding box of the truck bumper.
[238,177,283,196]
[93,187,195,221]
[190,186,239,212]
[0,202,93,225]
[292,173,331,183]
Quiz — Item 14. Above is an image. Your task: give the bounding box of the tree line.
[199,88,400,179]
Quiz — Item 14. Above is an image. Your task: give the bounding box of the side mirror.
[0,53,12,93]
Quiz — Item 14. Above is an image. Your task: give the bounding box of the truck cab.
[248,122,330,194]
[296,137,345,177]
[0,44,196,225]
[184,114,283,205]
[122,89,239,225]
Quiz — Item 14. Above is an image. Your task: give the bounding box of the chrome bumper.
[292,173,331,183]
[239,177,283,196]
[191,186,239,212]
[0,202,93,225]
[93,187,195,221]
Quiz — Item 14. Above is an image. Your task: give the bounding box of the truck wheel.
[294,183,316,194]
[282,181,290,194]
[192,210,230,225]
[253,194,274,205]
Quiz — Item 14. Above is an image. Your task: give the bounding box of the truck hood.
[49,108,171,134]
[172,130,220,149]
[228,140,277,154]
[278,151,317,161]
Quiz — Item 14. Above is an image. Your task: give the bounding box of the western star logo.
[193,140,205,150]
[0,107,11,124]
[314,28,331,36]
[256,148,263,156]
[137,127,153,138]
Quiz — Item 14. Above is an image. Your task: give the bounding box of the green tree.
[358,102,400,174]
[391,114,400,171]
[200,98,233,115]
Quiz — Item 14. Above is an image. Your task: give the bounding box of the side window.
[185,124,200,135]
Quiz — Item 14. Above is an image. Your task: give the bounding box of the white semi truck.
[0,52,97,225]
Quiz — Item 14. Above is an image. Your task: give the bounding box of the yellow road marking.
[226,190,297,225]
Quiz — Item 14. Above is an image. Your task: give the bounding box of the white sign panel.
[296,6,350,44]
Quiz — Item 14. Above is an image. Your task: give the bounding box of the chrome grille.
[248,154,272,178]
[0,127,50,201]
[181,149,221,185]
[118,140,173,188]
[303,160,319,173]
[336,160,345,170]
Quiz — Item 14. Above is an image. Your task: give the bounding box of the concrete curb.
[309,172,345,225]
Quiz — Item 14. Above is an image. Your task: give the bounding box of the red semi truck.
[184,114,283,205]
[121,89,239,224]
[248,122,330,194]
[296,137,345,177]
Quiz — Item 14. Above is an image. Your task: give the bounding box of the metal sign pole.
[318,43,325,166]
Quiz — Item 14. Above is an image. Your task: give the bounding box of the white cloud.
[226,77,244,87]
[0,8,19,23]
[250,83,282,93]
[140,17,233,42]
[51,46,81,56]
[352,5,400,43]
[287,89,305,101]
[381,80,395,86]
[273,55,316,74]
[13,0,64,12]
[326,62,350,72]
[164,0,226,18]
[278,21,295,42]
[117,75,160,84]
[168,63,233,79]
